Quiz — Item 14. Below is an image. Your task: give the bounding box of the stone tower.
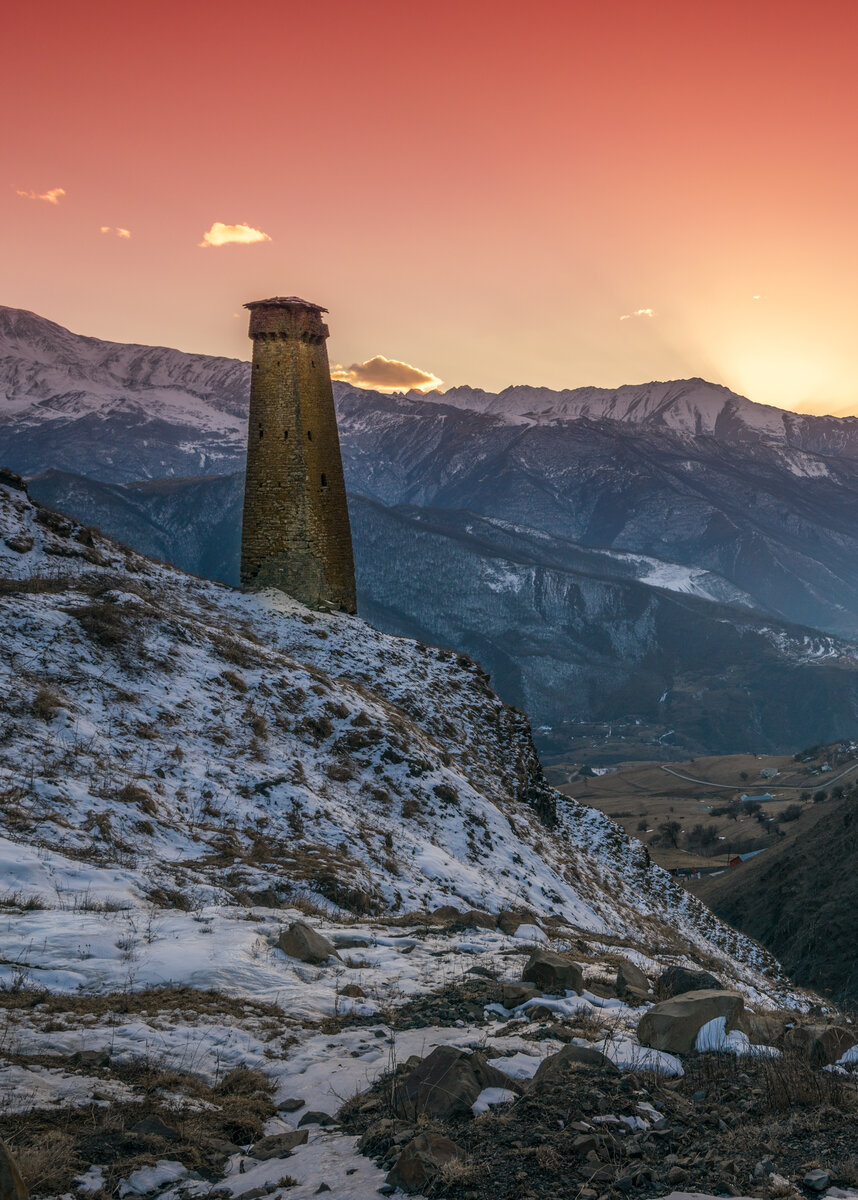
[240,296,357,613]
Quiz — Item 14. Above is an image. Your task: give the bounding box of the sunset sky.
[4,0,858,412]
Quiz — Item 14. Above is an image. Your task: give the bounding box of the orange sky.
[4,0,858,412]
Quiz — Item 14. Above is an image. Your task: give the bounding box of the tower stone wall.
[240,296,357,613]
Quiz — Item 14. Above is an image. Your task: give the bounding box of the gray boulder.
[522,950,583,995]
[637,989,745,1054]
[655,965,721,999]
[616,959,650,1003]
[250,1129,309,1159]
[278,921,339,964]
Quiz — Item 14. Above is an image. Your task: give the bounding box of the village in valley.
[550,743,858,878]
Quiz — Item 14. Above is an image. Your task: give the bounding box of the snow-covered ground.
[0,476,829,1198]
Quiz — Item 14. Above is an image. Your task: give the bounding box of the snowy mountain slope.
[27,469,858,759]
[2,476,846,1200]
[0,471,799,995]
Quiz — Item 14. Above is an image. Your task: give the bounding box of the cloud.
[100,226,131,238]
[331,355,443,394]
[199,222,271,248]
[16,186,66,205]
[620,308,655,321]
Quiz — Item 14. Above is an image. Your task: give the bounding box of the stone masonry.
[240,297,357,613]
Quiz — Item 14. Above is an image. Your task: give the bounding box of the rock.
[501,982,537,1008]
[527,1003,556,1020]
[278,1097,305,1112]
[667,1166,688,1184]
[455,909,497,930]
[803,1170,830,1191]
[745,1012,787,1046]
[297,1110,336,1127]
[314,1187,331,1195]
[531,1043,619,1088]
[3,536,33,554]
[637,989,745,1054]
[655,965,721,999]
[616,959,650,1002]
[573,1134,601,1154]
[386,1132,464,1193]
[783,1023,857,1066]
[129,1115,180,1140]
[0,1141,27,1200]
[340,983,366,998]
[522,949,583,994]
[430,905,464,923]
[497,909,537,935]
[395,1045,489,1119]
[250,1129,309,1159]
[278,921,339,964]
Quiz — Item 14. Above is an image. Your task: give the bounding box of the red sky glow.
[4,0,858,412]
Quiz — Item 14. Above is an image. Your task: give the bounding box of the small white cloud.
[16,186,66,205]
[620,308,655,321]
[752,294,762,300]
[331,355,443,393]
[199,222,271,248]
[100,226,131,239]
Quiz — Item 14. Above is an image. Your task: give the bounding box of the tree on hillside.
[659,819,682,848]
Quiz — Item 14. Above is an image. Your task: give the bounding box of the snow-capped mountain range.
[7,305,858,757]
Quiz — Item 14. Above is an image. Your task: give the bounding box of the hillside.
[691,792,858,1007]
[6,473,856,1198]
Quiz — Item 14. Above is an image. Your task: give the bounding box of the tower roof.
[244,296,327,312]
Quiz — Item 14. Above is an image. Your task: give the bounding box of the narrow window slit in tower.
[307,430,313,440]
[321,473,327,488]
[258,424,264,439]
[284,429,289,440]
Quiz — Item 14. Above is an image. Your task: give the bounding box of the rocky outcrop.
[522,950,583,995]
[637,989,745,1054]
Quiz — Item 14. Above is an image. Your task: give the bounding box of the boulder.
[386,1132,464,1193]
[655,965,721,999]
[430,905,463,923]
[278,921,339,964]
[340,983,366,998]
[522,950,583,995]
[804,1170,831,1192]
[393,1044,520,1120]
[783,1023,857,1066]
[395,1045,481,1119]
[0,1141,27,1200]
[745,1012,787,1046]
[637,989,745,1054]
[297,1110,336,1127]
[501,982,538,1008]
[616,959,650,1003]
[530,1044,619,1088]
[250,1129,309,1159]
[497,909,537,935]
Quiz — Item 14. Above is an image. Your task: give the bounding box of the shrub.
[31,686,62,720]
